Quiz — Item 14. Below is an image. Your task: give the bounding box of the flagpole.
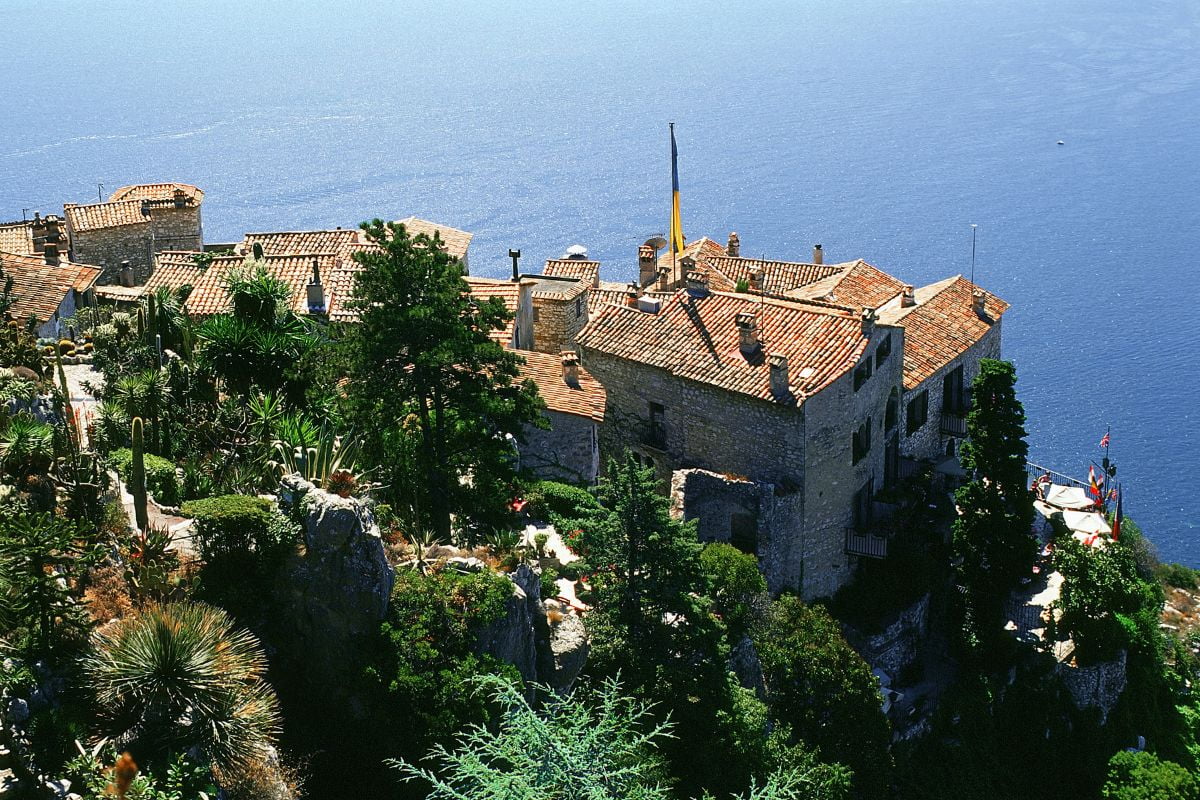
[670,122,677,285]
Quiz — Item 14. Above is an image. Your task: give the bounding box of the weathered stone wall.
[148,205,203,253]
[520,410,599,484]
[533,292,588,353]
[72,223,152,283]
[901,321,1003,462]
[800,324,904,598]
[1057,649,1127,725]
[845,592,931,678]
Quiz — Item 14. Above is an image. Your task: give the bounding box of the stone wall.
[520,410,600,484]
[901,321,1003,462]
[845,593,931,678]
[1057,649,1127,725]
[72,223,152,283]
[148,205,203,253]
[533,291,588,353]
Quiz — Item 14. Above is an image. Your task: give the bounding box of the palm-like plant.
[0,413,54,479]
[268,421,360,492]
[111,369,172,454]
[83,602,280,774]
[227,263,293,326]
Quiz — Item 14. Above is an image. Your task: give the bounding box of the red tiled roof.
[0,221,35,255]
[396,217,472,261]
[64,201,148,232]
[145,253,338,318]
[878,275,1010,390]
[108,183,204,204]
[242,229,367,262]
[514,349,605,422]
[701,256,847,294]
[0,251,100,325]
[544,259,600,287]
[465,277,522,343]
[787,260,906,309]
[577,289,874,405]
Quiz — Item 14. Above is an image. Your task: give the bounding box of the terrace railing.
[940,412,968,438]
[845,528,888,559]
[1026,461,1088,490]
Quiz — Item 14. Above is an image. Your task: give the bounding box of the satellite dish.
[643,236,668,251]
[564,244,589,259]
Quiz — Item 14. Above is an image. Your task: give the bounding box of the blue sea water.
[2,0,1198,562]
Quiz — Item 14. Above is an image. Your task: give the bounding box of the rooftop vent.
[727,232,741,257]
[861,307,877,336]
[901,285,916,307]
[972,290,987,319]
[564,244,589,260]
[306,258,327,313]
[735,311,760,353]
[812,244,823,265]
[561,350,580,385]
[768,352,790,399]
[685,270,709,298]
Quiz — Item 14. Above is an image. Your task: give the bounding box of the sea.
[1,0,1198,564]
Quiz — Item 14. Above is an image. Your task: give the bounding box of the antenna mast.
[970,224,978,284]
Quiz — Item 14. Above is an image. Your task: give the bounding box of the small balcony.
[642,425,667,452]
[845,528,888,559]
[940,411,968,438]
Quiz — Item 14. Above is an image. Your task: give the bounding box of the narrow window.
[853,478,875,531]
[853,359,872,391]
[885,387,899,431]
[576,297,584,318]
[852,417,872,464]
[648,402,666,448]
[906,390,928,435]
[875,334,892,368]
[943,365,965,414]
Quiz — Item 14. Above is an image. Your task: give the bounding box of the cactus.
[54,346,78,454]
[131,417,149,531]
[146,293,158,345]
[136,305,145,339]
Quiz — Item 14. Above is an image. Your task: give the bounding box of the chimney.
[509,249,521,282]
[561,350,580,386]
[812,244,823,265]
[638,244,657,287]
[861,306,877,336]
[727,232,740,257]
[748,267,763,293]
[684,270,709,298]
[252,242,264,261]
[43,242,60,266]
[768,353,790,398]
[119,260,134,287]
[735,312,759,353]
[172,187,189,208]
[307,258,326,313]
[656,266,671,292]
[901,285,916,307]
[972,290,987,318]
[44,216,62,243]
[626,283,640,308]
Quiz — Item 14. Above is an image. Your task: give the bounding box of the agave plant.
[83,602,280,773]
[0,413,54,479]
[268,421,361,493]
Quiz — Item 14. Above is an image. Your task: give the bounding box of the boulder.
[729,635,766,696]
[543,609,589,693]
[477,565,540,683]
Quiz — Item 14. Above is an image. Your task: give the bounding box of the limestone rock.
[1058,649,1127,725]
[729,635,766,696]
[543,609,589,693]
[476,565,539,683]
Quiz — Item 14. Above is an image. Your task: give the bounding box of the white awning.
[1043,484,1094,510]
[1063,509,1112,536]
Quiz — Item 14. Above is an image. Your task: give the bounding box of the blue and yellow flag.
[670,123,684,256]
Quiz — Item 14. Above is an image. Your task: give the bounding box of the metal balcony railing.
[845,528,888,559]
[940,412,968,438]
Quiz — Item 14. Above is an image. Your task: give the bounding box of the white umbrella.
[1043,485,1094,510]
[1063,509,1112,536]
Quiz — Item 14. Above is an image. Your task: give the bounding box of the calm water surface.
[2,0,1198,562]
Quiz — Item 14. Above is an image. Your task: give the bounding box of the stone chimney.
[626,283,640,308]
[638,245,657,287]
[685,270,709,298]
[735,312,759,353]
[172,187,189,208]
[306,259,326,313]
[561,350,580,386]
[656,266,671,292]
[748,268,764,293]
[901,285,916,307]
[972,290,987,318]
[768,353,790,398]
[812,244,823,265]
[43,242,60,266]
[119,260,134,287]
[727,232,740,257]
[861,307,877,336]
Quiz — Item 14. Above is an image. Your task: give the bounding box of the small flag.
[669,123,685,256]
[1100,431,1111,449]
[1089,465,1102,499]
[1112,486,1123,541]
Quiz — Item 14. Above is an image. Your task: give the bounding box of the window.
[647,402,666,449]
[576,297,584,318]
[885,435,900,488]
[730,512,757,555]
[885,387,899,431]
[853,478,874,531]
[875,334,892,368]
[906,390,928,435]
[853,359,872,391]
[943,365,966,414]
[852,417,872,464]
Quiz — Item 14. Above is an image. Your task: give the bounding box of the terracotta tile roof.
[514,349,606,422]
[93,284,145,302]
[544,259,600,287]
[701,256,848,294]
[0,221,35,255]
[396,217,473,261]
[325,266,361,322]
[786,260,906,309]
[589,285,670,311]
[531,277,588,301]
[878,275,1010,390]
[464,277,522,343]
[108,183,204,204]
[242,229,366,262]
[577,289,874,405]
[656,236,728,269]
[0,251,101,325]
[64,200,149,232]
[146,252,338,318]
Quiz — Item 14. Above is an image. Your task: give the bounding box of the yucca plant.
[268,422,362,493]
[0,412,54,480]
[83,602,280,774]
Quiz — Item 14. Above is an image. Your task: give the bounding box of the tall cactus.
[131,417,149,531]
[146,293,158,347]
[54,346,78,454]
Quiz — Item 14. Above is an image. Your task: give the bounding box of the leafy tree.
[0,512,104,652]
[1102,750,1200,800]
[345,219,544,543]
[391,672,834,800]
[754,596,892,797]
[83,602,280,775]
[952,359,1036,652]
[700,542,768,642]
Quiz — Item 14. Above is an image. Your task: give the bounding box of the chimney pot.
[172,187,188,208]
[727,232,741,257]
[561,350,580,385]
[43,243,60,266]
[735,312,759,353]
[901,285,916,307]
[626,283,640,308]
[812,244,823,265]
[861,306,877,336]
[656,266,671,292]
[684,270,709,298]
[638,244,657,287]
[768,352,790,399]
[120,260,134,288]
[748,268,763,293]
[972,290,987,318]
[307,260,327,313]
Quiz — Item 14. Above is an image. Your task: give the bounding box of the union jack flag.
[1099,432,1110,449]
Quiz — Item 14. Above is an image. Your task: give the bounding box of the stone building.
[0,249,101,338]
[513,350,606,484]
[63,183,203,284]
[576,278,903,598]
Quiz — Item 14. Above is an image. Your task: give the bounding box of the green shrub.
[540,565,560,599]
[1103,750,1200,799]
[700,542,767,640]
[525,480,599,521]
[111,447,179,506]
[181,494,273,560]
[1156,562,1198,591]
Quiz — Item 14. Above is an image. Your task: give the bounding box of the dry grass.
[216,750,306,800]
[545,604,566,625]
[83,564,134,623]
